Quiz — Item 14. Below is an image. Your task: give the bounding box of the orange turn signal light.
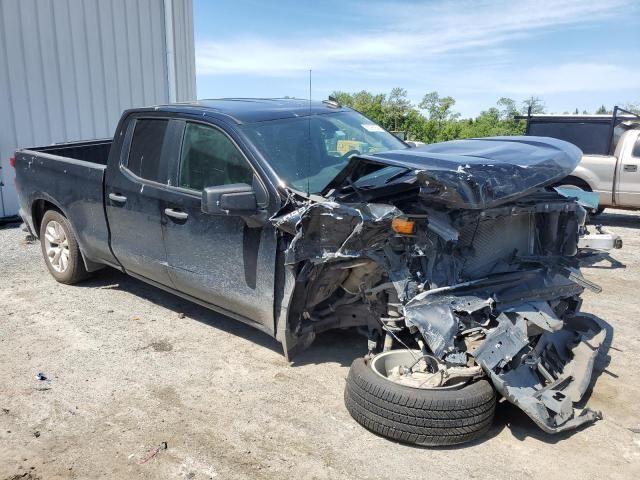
[391,218,415,235]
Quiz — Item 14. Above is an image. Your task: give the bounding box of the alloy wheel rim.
[43,220,70,272]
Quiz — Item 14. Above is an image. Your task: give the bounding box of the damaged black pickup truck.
[14,99,618,446]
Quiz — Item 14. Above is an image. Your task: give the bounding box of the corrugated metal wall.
[0,0,196,218]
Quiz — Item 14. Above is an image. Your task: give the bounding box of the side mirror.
[202,183,257,215]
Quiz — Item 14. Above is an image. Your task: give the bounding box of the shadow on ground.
[292,329,365,367]
[77,266,365,366]
[78,267,284,356]
[596,210,640,229]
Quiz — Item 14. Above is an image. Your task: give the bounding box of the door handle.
[108,193,127,203]
[623,164,638,172]
[164,208,189,220]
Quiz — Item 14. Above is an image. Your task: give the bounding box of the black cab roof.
[147,98,349,124]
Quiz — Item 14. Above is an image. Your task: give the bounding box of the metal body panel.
[103,114,175,286]
[105,168,174,286]
[162,195,279,331]
[571,156,617,205]
[13,149,114,267]
[615,130,640,207]
[158,117,280,332]
[0,0,195,218]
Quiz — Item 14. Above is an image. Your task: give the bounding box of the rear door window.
[178,122,253,191]
[126,119,169,182]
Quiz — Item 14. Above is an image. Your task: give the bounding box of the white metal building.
[0,0,197,218]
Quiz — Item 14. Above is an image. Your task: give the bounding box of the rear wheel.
[40,210,91,284]
[344,352,496,446]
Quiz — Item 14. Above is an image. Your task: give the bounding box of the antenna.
[309,69,312,109]
[307,69,312,196]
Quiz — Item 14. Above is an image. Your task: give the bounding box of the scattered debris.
[35,373,47,381]
[33,431,40,438]
[139,441,168,464]
[629,427,640,434]
[178,312,185,319]
[130,315,141,321]
[21,234,36,245]
[5,473,41,480]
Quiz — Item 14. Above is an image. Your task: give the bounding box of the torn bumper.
[403,271,606,434]
[477,313,605,433]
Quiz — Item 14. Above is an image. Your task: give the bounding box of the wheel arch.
[32,197,103,272]
[554,175,593,191]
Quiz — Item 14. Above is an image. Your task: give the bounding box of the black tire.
[40,209,91,284]
[344,357,496,446]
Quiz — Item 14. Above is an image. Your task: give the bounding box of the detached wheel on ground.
[40,209,91,284]
[344,355,496,446]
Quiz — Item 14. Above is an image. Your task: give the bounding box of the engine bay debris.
[271,136,616,434]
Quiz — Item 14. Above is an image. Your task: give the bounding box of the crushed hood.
[323,136,582,209]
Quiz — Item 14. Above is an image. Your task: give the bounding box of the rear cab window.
[124,118,170,183]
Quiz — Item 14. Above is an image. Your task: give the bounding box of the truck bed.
[14,139,117,269]
[27,139,112,165]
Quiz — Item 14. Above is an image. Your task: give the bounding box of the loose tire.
[40,209,91,284]
[344,357,496,446]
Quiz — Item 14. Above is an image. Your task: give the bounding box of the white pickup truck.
[520,108,640,213]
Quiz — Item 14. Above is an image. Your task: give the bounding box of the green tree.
[383,87,412,131]
[329,89,534,143]
[496,97,519,120]
[330,90,387,125]
[329,91,354,107]
[352,90,386,124]
[521,96,545,114]
[419,92,460,124]
[595,105,610,114]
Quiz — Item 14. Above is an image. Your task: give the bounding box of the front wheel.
[344,353,496,446]
[40,210,91,284]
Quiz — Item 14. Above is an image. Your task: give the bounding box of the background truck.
[518,106,640,213]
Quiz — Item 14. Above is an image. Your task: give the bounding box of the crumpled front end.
[271,137,613,435]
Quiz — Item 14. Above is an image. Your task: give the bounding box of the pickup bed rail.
[15,141,117,269]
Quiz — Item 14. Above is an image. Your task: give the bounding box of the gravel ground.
[1,209,640,480]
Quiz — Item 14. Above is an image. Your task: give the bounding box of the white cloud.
[196,0,630,79]
[498,63,640,95]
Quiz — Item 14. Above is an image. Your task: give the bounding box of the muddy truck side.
[13,99,619,446]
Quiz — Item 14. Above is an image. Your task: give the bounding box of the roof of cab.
[149,98,349,124]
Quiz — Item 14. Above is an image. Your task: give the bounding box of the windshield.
[241,111,407,193]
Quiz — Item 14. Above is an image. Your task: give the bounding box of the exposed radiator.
[458,213,533,278]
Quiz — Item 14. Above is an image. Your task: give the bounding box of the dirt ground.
[1,209,639,480]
